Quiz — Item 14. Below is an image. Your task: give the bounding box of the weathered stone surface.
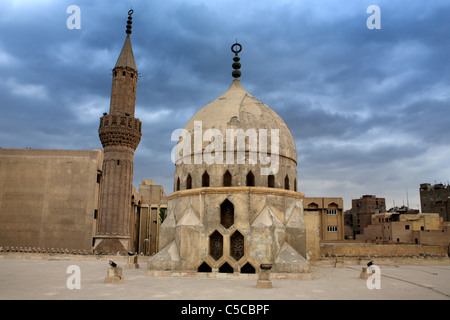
[0,149,103,251]
[147,240,180,271]
[159,210,176,250]
[272,242,310,273]
[285,206,307,258]
[256,280,273,289]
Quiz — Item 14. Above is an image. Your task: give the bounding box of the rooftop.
[1,254,449,302]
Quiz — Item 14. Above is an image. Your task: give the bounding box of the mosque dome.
[173,44,298,192]
[183,79,297,162]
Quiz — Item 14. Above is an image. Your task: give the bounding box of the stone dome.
[174,78,298,192]
[183,79,297,162]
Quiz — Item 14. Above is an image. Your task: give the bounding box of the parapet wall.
[320,242,448,258]
[0,149,103,251]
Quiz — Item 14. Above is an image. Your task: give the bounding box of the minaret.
[94,10,142,254]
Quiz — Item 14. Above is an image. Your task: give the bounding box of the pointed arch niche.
[223,170,232,187]
[202,171,210,187]
[268,175,275,188]
[219,262,234,273]
[240,262,256,274]
[246,171,255,187]
[186,174,192,190]
[220,199,234,229]
[230,230,244,261]
[197,262,212,273]
[209,230,223,261]
[284,175,290,190]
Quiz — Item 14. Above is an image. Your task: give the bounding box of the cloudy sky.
[1,0,449,210]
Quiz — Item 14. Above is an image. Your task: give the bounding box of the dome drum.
[174,160,297,191]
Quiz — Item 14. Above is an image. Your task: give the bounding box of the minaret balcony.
[99,114,142,150]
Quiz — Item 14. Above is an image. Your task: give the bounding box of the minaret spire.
[109,10,138,115]
[114,10,137,72]
[95,10,142,254]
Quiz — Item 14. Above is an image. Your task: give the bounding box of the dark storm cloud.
[1,0,449,209]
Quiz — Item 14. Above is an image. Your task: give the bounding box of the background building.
[304,197,344,241]
[357,212,450,246]
[0,148,167,255]
[133,180,167,256]
[388,205,419,215]
[348,195,386,237]
[420,183,450,221]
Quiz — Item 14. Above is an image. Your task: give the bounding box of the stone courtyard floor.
[0,254,449,301]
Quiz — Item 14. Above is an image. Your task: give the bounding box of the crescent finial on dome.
[231,42,242,79]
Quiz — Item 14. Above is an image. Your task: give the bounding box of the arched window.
[230,231,244,261]
[284,175,289,190]
[223,170,232,187]
[202,171,210,187]
[268,175,275,188]
[246,171,255,187]
[176,177,180,191]
[209,231,223,261]
[220,199,234,229]
[186,174,192,190]
[294,179,297,192]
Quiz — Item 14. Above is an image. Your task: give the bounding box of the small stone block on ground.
[125,256,139,269]
[334,258,344,268]
[104,267,125,284]
[359,266,372,279]
[256,280,273,289]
